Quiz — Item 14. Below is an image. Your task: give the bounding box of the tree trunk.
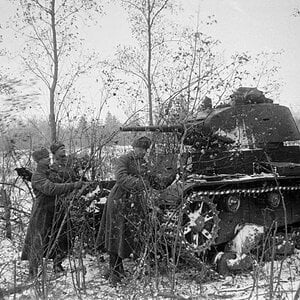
[147,0,153,126]
[49,0,58,143]
[90,124,96,181]
[1,188,12,239]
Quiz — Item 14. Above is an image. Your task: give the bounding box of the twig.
[13,260,17,300]
[218,283,268,293]
[0,182,25,191]
[294,283,300,300]
[156,291,192,299]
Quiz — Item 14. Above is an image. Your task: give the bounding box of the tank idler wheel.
[181,193,220,253]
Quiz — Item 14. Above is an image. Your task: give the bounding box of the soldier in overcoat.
[48,141,80,271]
[50,141,79,183]
[98,136,176,285]
[21,147,85,277]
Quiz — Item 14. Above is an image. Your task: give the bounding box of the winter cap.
[132,136,151,149]
[50,141,65,154]
[32,147,49,162]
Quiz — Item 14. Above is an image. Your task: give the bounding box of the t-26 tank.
[121,87,300,254]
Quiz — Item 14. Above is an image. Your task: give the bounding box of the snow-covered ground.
[1,238,300,300]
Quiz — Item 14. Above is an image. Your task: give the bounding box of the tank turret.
[121,88,300,176]
[121,88,300,147]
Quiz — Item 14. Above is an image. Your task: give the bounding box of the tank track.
[163,180,300,254]
[192,184,300,196]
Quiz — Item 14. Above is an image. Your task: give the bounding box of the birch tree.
[112,0,177,125]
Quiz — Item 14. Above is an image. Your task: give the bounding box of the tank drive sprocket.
[180,193,220,253]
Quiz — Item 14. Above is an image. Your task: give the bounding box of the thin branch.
[28,14,54,61]
[32,0,51,14]
[22,58,51,88]
[151,0,169,27]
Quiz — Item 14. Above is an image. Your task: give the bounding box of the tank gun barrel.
[120,125,183,132]
[120,123,235,145]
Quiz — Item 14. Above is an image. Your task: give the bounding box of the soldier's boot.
[115,255,125,278]
[29,262,38,279]
[108,253,122,286]
[53,256,65,273]
[102,267,110,280]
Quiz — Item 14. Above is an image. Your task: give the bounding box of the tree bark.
[49,0,58,142]
[1,188,12,239]
[147,0,153,126]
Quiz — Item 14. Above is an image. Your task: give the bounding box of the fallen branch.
[218,283,268,293]
[156,291,197,299]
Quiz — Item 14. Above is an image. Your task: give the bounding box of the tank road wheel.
[266,192,281,208]
[223,195,241,213]
[181,193,220,253]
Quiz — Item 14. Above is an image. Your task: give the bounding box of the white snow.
[1,241,300,299]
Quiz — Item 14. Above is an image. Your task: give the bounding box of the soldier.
[50,141,79,183]
[48,141,80,272]
[98,136,176,285]
[21,147,85,277]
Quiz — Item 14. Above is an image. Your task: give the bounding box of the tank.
[121,87,300,253]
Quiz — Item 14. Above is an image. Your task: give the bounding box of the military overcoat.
[21,164,78,265]
[50,158,79,183]
[48,158,79,259]
[98,150,152,259]
[98,150,177,259]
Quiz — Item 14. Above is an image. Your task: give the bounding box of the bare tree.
[110,5,282,127]
[157,34,282,123]
[112,0,177,125]
[9,0,103,142]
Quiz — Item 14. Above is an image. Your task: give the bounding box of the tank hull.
[159,172,300,249]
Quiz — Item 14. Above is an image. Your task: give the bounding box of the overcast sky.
[85,0,300,110]
[1,0,300,119]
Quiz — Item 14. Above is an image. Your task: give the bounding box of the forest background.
[1,0,300,154]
